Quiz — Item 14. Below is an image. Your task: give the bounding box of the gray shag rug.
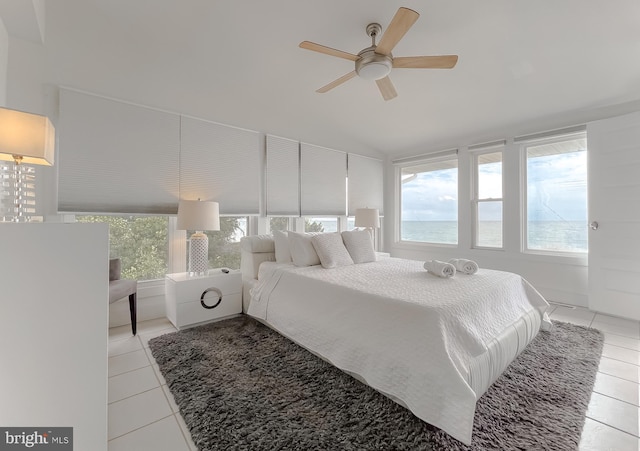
[149,316,603,451]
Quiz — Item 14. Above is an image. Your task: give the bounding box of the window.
[399,155,458,244]
[472,149,503,248]
[76,215,169,280]
[192,216,248,270]
[304,217,337,233]
[268,217,293,233]
[523,133,587,253]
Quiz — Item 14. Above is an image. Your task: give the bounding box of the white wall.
[384,139,589,307]
[0,222,109,450]
[0,18,8,105]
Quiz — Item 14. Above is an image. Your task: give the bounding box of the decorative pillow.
[273,230,292,263]
[288,231,321,267]
[341,229,376,263]
[311,232,354,269]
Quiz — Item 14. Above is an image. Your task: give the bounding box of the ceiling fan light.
[357,61,392,80]
[356,49,393,80]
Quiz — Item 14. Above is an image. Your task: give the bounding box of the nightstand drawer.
[167,272,241,304]
[175,293,241,329]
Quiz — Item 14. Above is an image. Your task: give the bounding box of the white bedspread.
[248,258,551,444]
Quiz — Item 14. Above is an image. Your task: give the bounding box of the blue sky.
[401,151,587,222]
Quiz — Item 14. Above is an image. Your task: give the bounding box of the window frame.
[471,145,505,250]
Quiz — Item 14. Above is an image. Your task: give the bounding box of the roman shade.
[347,153,384,216]
[58,88,180,214]
[300,143,347,216]
[266,135,299,216]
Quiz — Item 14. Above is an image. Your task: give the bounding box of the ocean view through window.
[524,132,588,253]
[400,155,458,244]
[473,149,503,248]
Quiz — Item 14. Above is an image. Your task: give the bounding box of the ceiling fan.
[299,7,458,101]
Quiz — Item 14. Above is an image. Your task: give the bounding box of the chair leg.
[129,292,137,336]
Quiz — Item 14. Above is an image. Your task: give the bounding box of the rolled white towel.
[448,258,479,275]
[423,260,456,278]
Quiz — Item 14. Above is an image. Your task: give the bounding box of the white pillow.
[311,232,354,269]
[341,229,376,263]
[288,231,321,267]
[273,230,292,263]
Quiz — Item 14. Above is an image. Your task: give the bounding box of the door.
[587,111,640,320]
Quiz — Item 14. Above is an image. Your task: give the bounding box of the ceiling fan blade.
[375,76,397,101]
[316,71,357,93]
[299,41,359,61]
[393,55,459,69]
[376,7,419,56]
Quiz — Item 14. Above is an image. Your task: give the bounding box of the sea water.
[401,220,588,252]
[310,219,587,252]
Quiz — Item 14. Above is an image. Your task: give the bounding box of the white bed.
[240,233,551,445]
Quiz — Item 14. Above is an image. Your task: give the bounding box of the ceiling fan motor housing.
[356,23,393,80]
[356,47,393,80]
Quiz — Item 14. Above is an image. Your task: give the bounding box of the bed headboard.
[240,235,276,281]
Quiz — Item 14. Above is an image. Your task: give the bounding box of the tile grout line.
[107,386,163,406]
[107,413,176,443]
[585,417,640,439]
[591,388,640,409]
[108,362,153,379]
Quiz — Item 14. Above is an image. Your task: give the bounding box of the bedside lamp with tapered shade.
[355,207,380,246]
[177,199,220,275]
[355,207,380,229]
[0,107,55,222]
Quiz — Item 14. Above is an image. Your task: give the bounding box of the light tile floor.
[107,306,640,450]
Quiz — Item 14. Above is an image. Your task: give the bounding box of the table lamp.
[176,199,220,275]
[354,207,380,244]
[0,107,55,222]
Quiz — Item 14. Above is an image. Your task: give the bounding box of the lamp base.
[188,232,209,275]
[0,158,36,223]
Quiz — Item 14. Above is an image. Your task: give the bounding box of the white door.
[587,111,640,321]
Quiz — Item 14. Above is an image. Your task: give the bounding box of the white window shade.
[300,143,347,216]
[266,135,299,216]
[57,88,180,214]
[348,154,384,216]
[180,116,260,215]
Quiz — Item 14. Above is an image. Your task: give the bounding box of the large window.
[399,155,458,244]
[269,217,293,232]
[191,216,248,270]
[305,217,336,233]
[472,149,503,248]
[77,215,169,280]
[523,133,588,253]
[78,215,249,279]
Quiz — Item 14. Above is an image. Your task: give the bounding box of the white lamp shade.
[176,200,220,231]
[354,208,380,228]
[0,107,55,165]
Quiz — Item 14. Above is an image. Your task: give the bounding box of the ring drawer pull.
[200,287,222,309]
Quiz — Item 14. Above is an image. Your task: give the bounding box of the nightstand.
[165,269,242,329]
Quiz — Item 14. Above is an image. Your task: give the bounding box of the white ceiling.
[15,1,640,157]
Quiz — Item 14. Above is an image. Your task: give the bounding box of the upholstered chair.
[108,258,137,335]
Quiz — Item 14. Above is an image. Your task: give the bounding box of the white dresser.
[165,269,242,329]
